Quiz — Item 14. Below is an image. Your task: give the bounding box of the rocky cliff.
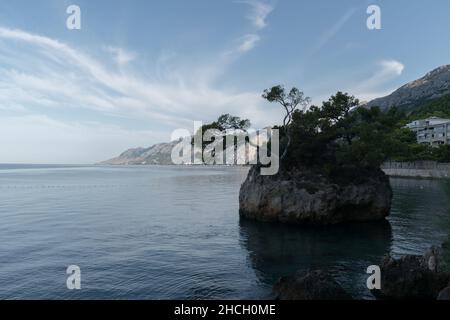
[366,65,450,110]
[100,140,178,165]
[239,165,392,225]
[373,241,450,300]
[100,133,263,166]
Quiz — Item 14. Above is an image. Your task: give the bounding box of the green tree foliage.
[215,114,251,131]
[264,88,406,175]
[334,106,403,169]
[194,113,251,142]
[408,93,450,120]
[262,86,311,159]
[383,127,418,161]
[391,143,450,162]
[361,97,450,163]
[265,86,450,168]
[388,94,450,163]
[192,114,251,158]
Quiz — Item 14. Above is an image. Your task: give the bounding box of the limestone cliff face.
[99,141,179,165]
[239,165,392,225]
[366,65,450,110]
[100,134,264,166]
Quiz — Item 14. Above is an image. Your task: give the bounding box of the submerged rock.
[239,165,392,225]
[373,246,450,300]
[273,270,352,300]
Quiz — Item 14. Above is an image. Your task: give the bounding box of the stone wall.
[382,161,450,179]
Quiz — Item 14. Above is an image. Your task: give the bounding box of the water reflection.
[239,218,393,298]
[388,177,450,256]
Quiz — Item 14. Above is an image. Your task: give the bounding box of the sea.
[0,164,449,299]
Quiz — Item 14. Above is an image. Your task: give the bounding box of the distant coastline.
[0,164,90,170]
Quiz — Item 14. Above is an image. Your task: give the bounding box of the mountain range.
[100,135,263,165]
[99,140,179,165]
[366,64,450,110]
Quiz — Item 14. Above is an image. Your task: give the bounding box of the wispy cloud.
[237,34,261,53]
[0,26,264,122]
[239,0,273,30]
[0,1,281,163]
[379,60,405,76]
[224,1,273,59]
[309,7,357,55]
[0,23,283,162]
[106,46,137,66]
[351,59,405,101]
[194,1,275,81]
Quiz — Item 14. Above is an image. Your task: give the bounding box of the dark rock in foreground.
[438,287,450,300]
[239,165,392,225]
[273,270,352,300]
[442,236,450,249]
[373,246,450,300]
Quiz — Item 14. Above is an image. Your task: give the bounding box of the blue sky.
[0,0,449,163]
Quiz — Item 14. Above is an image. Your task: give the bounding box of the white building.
[406,117,450,146]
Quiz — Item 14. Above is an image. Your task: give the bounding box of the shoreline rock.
[373,245,450,300]
[273,270,352,300]
[239,165,392,225]
[438,287,450,300]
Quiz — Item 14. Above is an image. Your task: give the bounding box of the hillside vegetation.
[385,94,450,162]
[407,93,450,120]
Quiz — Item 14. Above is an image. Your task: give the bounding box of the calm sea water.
[0,164,449,300]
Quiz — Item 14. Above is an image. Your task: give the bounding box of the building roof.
[407,117,450,128]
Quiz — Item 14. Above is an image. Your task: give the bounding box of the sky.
[0,0,449,164]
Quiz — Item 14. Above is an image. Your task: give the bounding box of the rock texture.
[100,140,179,165]
[366,65,450,110]
[273,270,352,300]
[438,287,450,300]
[442,236,450,249]
[239,165,392,225]
[373,246,450,300]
